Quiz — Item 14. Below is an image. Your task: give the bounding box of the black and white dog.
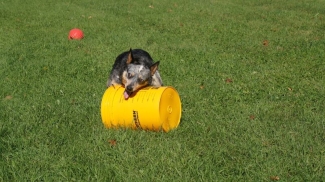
[106,48,163,99]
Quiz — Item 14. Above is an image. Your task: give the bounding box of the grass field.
[1,0,325,181]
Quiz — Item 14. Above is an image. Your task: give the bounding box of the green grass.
[1,0,325,181]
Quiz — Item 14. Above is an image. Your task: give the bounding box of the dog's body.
[107,49,163,99]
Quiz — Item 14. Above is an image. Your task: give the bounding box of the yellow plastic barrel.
[101,85,181,132]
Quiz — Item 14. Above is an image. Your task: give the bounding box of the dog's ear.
[126,48,133,64]
[150,61,160,76]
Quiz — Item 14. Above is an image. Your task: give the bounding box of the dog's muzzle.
[123,85,133,99]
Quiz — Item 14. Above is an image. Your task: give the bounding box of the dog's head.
[122,49,159,99]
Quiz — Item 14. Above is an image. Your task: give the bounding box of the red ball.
[68,28,84,40]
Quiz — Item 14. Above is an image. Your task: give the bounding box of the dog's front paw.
[108,80,119,88]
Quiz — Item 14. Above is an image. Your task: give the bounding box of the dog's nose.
[126,85,133,92]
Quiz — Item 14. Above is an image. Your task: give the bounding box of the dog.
[106,48,163,99]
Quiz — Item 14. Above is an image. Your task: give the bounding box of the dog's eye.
[139,78,145,83]
[127,73,133,78]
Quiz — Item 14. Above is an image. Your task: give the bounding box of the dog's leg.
[107,68,123,88]
[107,78,120,88]
[151,71,163,87]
